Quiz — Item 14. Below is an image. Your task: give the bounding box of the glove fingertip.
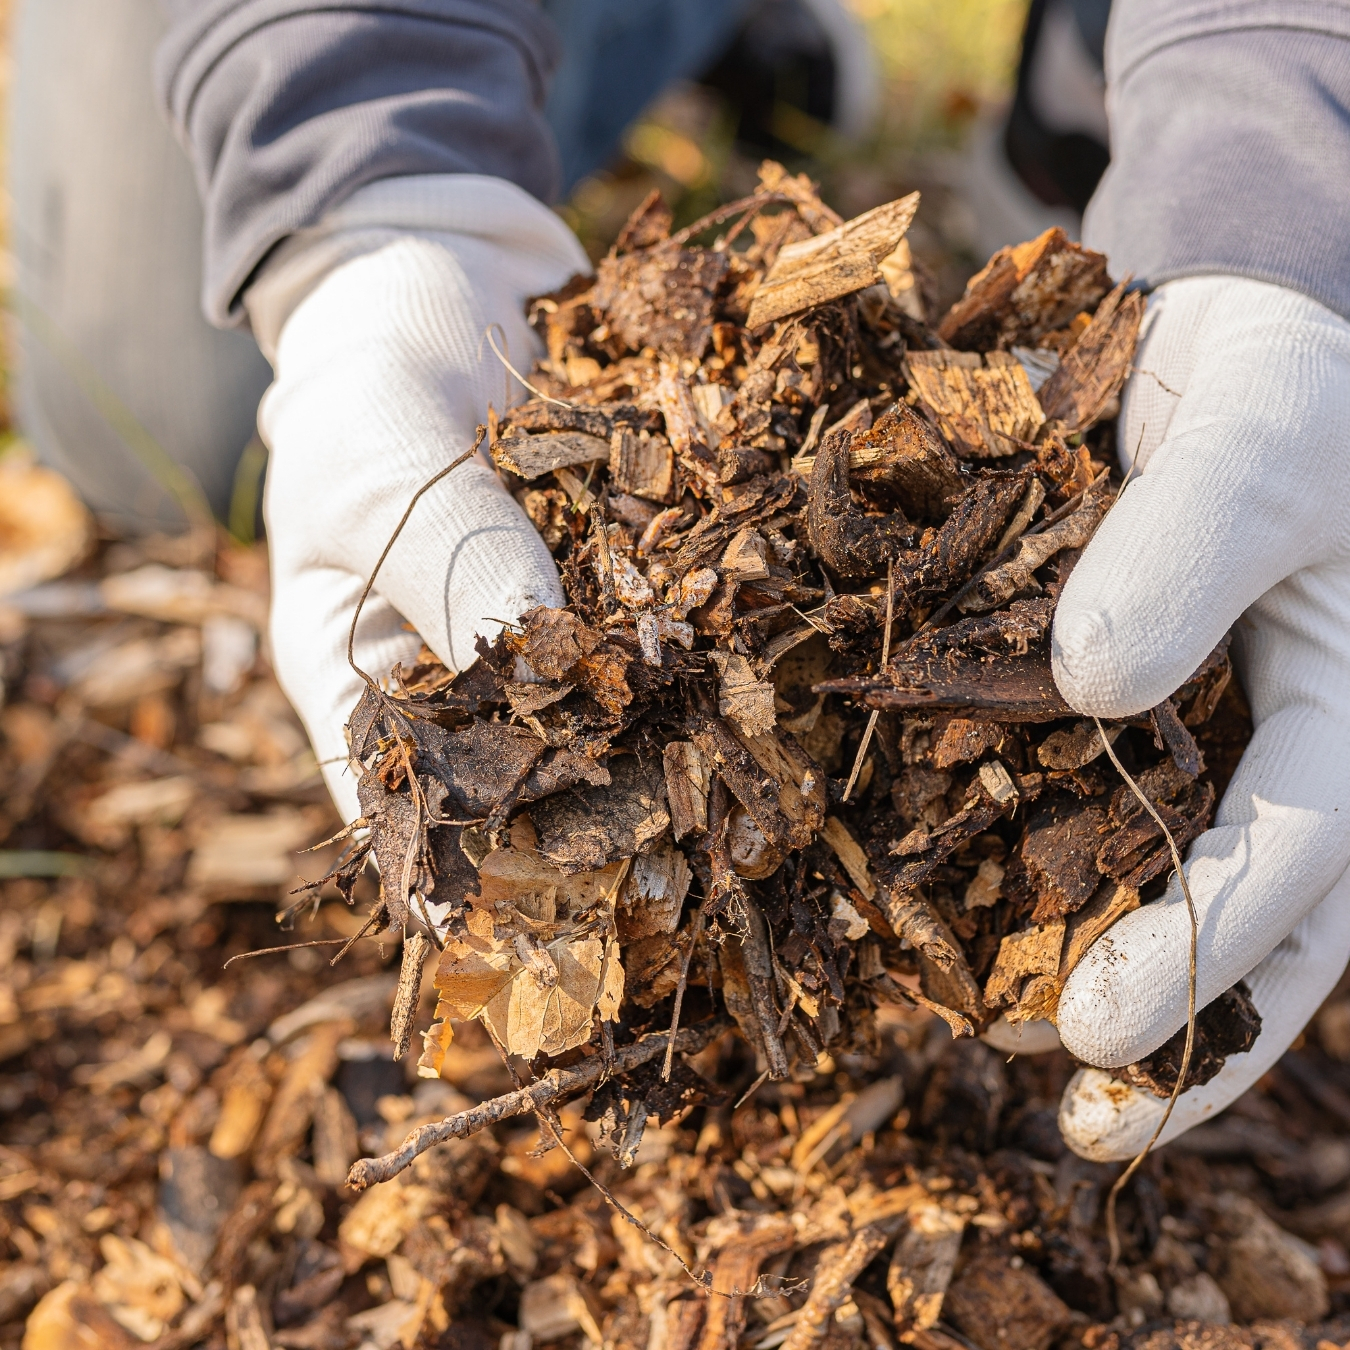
[1058,1069,1164,1162]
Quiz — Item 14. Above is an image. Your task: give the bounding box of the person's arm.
[156,3,588,820]
[156,0,565,325]
[1053,0,1350,1159]
[1083,0,1350,318]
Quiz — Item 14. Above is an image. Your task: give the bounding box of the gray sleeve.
[1083,0,1350,320]
[155,0,564,328]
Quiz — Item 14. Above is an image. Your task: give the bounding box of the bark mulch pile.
[2,165,1350,1350]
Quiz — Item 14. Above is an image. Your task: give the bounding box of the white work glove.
[1050,275,1350,1160]
[252,176,587,822]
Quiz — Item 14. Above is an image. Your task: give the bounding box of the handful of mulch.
[311,162,1253,1198]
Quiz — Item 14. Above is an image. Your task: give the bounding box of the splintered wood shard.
[1038,279,1146,430]
[747,192,919,328]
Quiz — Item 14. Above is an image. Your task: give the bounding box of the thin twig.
[662,890,715,1080]
[482,324,575,408]
[329,909,386,967]
[842,558,894,802]
[1117,423,1146,502]
[1092,716,1199,1270]
[532,1103,717,1290]
[1131,366,1182,398]
[347,1017,730,1189]
[222,938,348,969]
[346,429,487,690]
[668,192,792,247]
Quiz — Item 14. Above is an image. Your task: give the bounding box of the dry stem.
[843,558,894,802]
[347,1016,729,1190]
[1093,715,1199,1270]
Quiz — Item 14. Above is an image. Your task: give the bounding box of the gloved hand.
[249,176,589,822]
[1050,275,1350,1160]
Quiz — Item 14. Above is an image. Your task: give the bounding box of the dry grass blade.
[842,558,894,802]
[1092,715,1200,1270]
[483,323,576,408]
[345,427,487,688]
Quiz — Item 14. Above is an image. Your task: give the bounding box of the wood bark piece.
[1010,879,1141,1026]
[529,754,670,873]
[693,720,821,853]
[807,429,912,580]
[943,1253,1071,1350]
[657,364,722,494]
[1037,720,1121,771]
[983,920,1065,1009]
[721,899,789,1080]
[664,741,710,840]
[746,193,919,328]
[609,427,675,502]
[905,351,1044,458]
[937,226,1111,350]
[1152,696,1204,776]
[795,402,962,520]
[1212,1191,1329,1322]
[820,816,877,900]
[1021,802,1109,922]
[838,649,1075,722]
[711,651,777,738]
[1038,280,1146,430]
[225,1284,272,1350]
[932,719,1003,769]
[881,889,961,970]
[697,1218,797,1350]
[902,476,1030,612]
[593,244,729,359]
[252,1021,347,1175]
[620,845,692,940]
[959,486,1110,613]
[391,932,431,1061]
[492,431,611,480]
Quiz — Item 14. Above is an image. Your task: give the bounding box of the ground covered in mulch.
[3,170,1350,1350]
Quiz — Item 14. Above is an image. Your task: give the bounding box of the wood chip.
[905,350,1044,458]
[983,920,1065,1009]
[820,816,877,900]
[1038,279,1146,430]
[747,193,919,328]
[937,226,1111,350]
[609,427,675,502]
[663,741,710,840]
[943,1253,1071,1350]
[492,430,611,480]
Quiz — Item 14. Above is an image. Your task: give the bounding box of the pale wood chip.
[905,350,1044,458]
[492,431,610,480]
[747,193,920,328]
[983,920,1066,1010]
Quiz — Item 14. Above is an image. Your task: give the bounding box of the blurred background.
[553,0,1080,314]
